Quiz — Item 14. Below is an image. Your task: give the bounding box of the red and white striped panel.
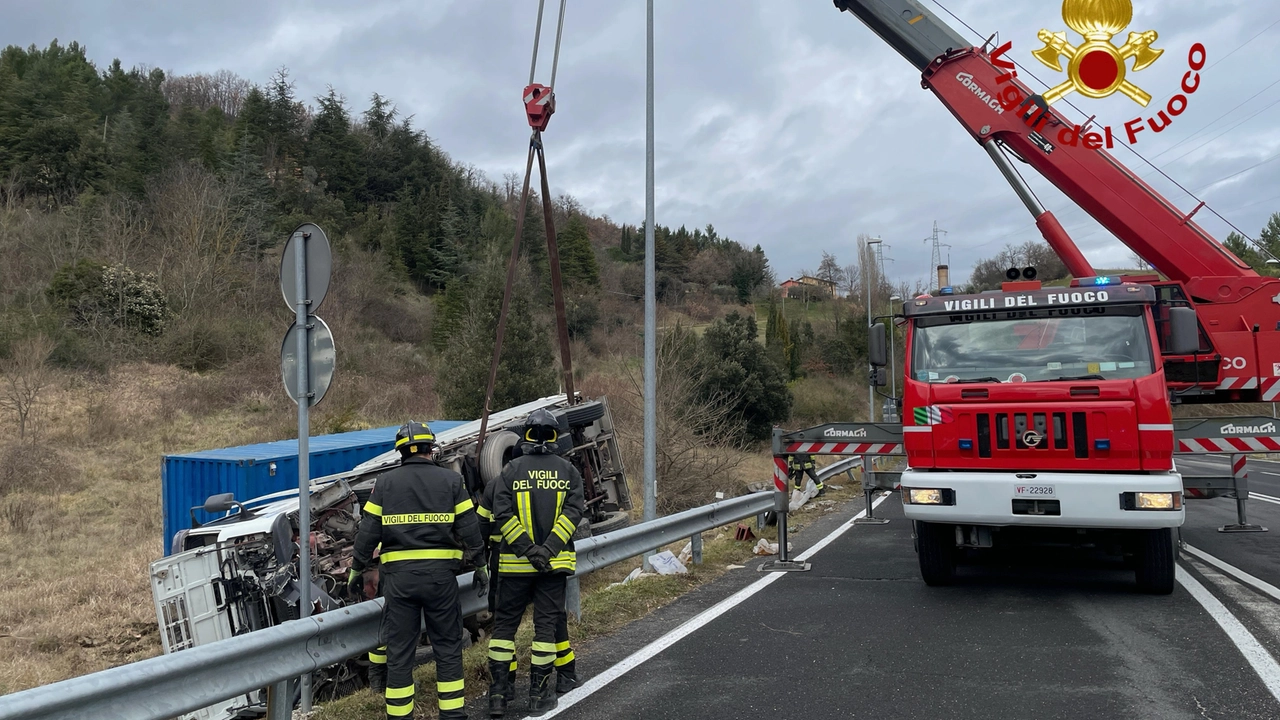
[773,456,789,492]
[1233,454,1248,479]
[1263,378,1280,402]
[1216,377,1259,390]
[784,442,903,455]
[1177,436,1280,453]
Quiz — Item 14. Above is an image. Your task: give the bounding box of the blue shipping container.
[161,421,464,554]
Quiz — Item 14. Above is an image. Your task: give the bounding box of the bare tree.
[622,328,746,513]
[148,163,250,314]
[816,251,845,296]
[1,335,55,440]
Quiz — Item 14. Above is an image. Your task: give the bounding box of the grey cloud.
[2,0,1277,285]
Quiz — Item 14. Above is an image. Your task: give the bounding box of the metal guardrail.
[0,492,777,720]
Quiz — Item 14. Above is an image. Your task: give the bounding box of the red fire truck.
[826,0,1280,593]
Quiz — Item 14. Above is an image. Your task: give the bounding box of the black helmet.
[523,409,559,446]
[395,421,435,457]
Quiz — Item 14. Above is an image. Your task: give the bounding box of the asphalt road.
[531,472,1280,720]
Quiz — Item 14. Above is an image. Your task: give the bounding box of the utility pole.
[642,0,657,570]
[865,237,882,423]
[925,221,949,291]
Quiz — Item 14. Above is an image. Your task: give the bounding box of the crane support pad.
[1173,416,1280,453]
[779,423,905,455]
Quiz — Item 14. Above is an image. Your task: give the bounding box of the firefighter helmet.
[523,409,559,446]
[395,421,435,456]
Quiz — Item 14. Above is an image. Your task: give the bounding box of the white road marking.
[1260,471,1280,477]
[1177,567,1280,703]
[1182,544,1280,603]
[1251,493,1280,506]
[532,492,892,719]
[1252,491,1280,501]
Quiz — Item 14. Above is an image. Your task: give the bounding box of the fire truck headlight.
[904,488,953,505]
[1123,492,1182,510]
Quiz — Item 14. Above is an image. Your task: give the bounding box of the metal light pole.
[865,238,882,423]
[642,0,657,569]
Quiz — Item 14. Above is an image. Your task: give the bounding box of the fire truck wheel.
[1134,527,1176,595]
[916,521,957,586]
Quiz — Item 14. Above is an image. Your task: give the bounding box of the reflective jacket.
[492,444,585,575]
[352,456,484,573]
[789,453,815,470]
[477,477,502,547]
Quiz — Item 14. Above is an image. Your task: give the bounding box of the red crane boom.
[834,0,1280,402]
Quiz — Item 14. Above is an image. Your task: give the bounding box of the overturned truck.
[149,394,630,719]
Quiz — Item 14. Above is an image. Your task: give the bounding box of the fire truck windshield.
[909,307,1155,384]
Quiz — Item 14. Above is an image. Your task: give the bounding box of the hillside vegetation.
[0,41,886,693]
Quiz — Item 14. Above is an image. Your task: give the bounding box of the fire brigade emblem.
[1033,0,1163,106]
[1022,429,1045,447]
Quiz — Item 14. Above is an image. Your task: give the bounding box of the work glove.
[525,545,553,573]
[473,566,489,598]
[347,568,365,600]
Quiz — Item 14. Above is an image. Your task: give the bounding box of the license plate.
[1015,485,1056,498]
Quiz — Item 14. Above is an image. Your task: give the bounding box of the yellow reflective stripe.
[380,548,463,563]
[555,641,571,652]
[368,650,387,663]
[532,641,557,652]
[555,651,576,666]
[438,679,464,693]
[552,523,572,543]
[363,502,382,516]
[499,560,539,573]
[385,685,415,699]
[489,638,516,650]
[555,491,565,521]
[476,505,494,520]
[382,512,454,525]
[488,649,515,661]
[439,696,465,710]
[530,654,555,666]
[509,660,518,672]
[501,516,521,534]
[517,492,533,542]
[489,534,504,543]
[386,700,414,717]
[455,498,474,514]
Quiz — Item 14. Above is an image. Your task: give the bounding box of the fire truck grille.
[977,411,1089,459]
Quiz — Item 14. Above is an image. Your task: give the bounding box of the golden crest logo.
[983,0,1207,147]
[1033,0,1163,106]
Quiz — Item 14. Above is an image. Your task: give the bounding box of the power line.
[1152,77,1280,162]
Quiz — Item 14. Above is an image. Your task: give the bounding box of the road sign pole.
[294,231,313,713]
[1219,453,1267,533]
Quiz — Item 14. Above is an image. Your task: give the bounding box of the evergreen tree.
[699,312,792,441]
[306,89,363,210]
[557,215,600,287]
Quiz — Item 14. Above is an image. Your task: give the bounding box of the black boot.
[368,662,386,694]
[528,666,558,715]
[555,663,578,695]
[488,660,510,718]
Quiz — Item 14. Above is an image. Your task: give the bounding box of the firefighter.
[486,409,585,717]
[789,452,823,495]
[477,432,579,701]
[349,421,486,720]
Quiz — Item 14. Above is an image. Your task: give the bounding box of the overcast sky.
[4,0,1279,287]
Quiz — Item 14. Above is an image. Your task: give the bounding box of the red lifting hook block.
[523,83,555,131]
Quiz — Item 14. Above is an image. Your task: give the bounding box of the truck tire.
[479,431,520,486]
[917,521,957,586]
[1134,527,1176,595]
[588,510,631,536]
[561,400,605,428]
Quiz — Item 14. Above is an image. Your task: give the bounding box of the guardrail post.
[566,576,582,620]
[267,679,292,720]
[761,429,810,572]
[854,455,889,526]
[690,532,703,564]
[1219,454,1268,533]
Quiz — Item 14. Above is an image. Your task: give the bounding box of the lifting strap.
[477,0,576,456]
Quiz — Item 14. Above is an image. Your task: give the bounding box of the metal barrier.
[0,492,777,720]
